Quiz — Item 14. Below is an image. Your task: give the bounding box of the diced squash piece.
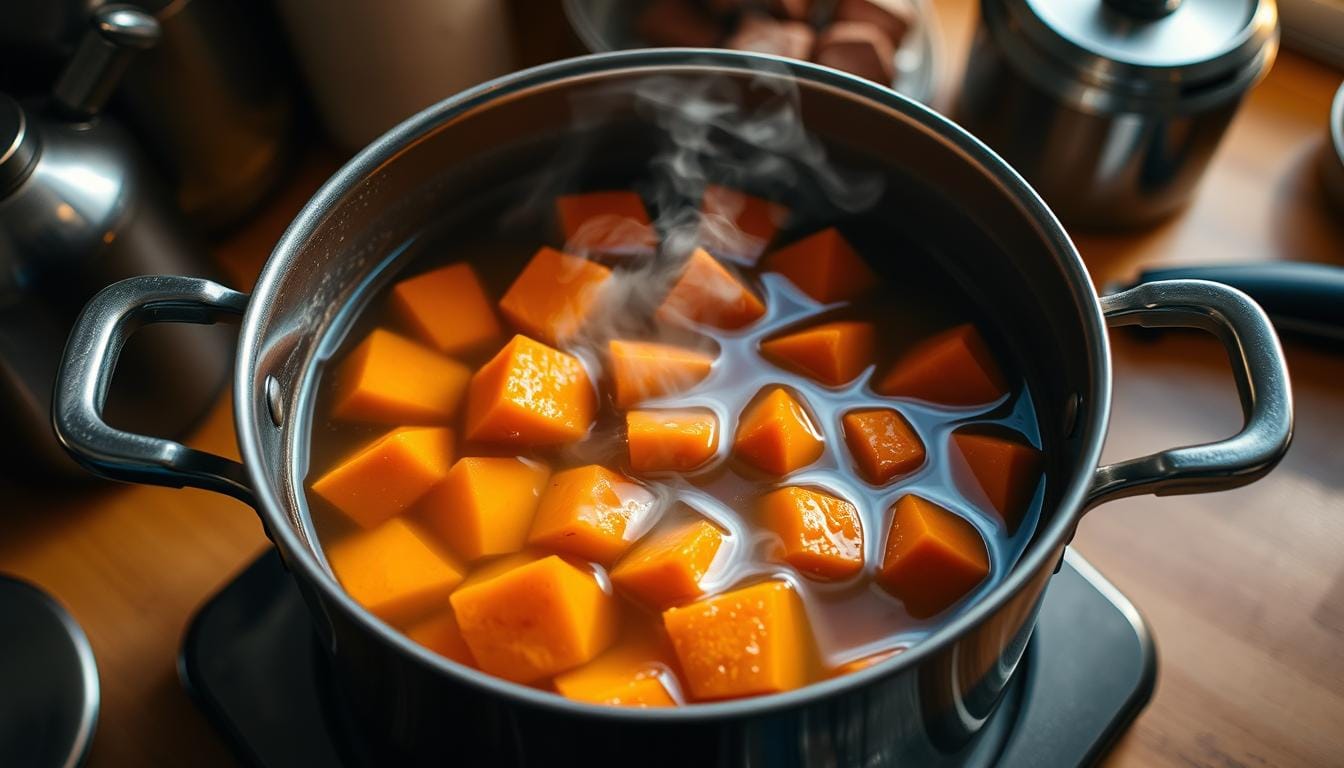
[627,409,719,473]
[699,184,789,263]
[655,248,766,330]
[556,191,657,255]
[405,610,476,666]
[389,263,501,356]
[417,457,550,561]
[528,465,656,564]
[554,627,680,707]
[763,228,877,303]
[842,408,925,485]
[830,648,904,678]
[311,427,455,528]
[332,330,471,425]
[450,555,618,683]
[609,519,723,609]
[877,495,989,618]
[327,517,465,624]
[875,324,1007,406]
[498,247,612,344]
[663,581,813,700]
[760,320,875,386]
[952,431,1043,531]
[758,487,864,580]
[733,387,824,476]
[465,335,596,445]
[608,339,714,408]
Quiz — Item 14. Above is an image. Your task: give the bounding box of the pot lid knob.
[1102,0,1181,20]
[0,94,40,198]
[51,4,160,121]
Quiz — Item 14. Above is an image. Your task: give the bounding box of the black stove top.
[180,549,1155,768]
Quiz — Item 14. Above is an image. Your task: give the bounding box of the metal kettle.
[0,5,232,481]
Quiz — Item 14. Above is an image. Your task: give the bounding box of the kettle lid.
[0,94,41,198]
[991,0,1280,104]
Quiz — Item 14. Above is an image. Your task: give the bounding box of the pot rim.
[237,49,1112,721]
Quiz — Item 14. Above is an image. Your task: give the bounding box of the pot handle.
[1087,279,1293,509]
[53,275,255,505]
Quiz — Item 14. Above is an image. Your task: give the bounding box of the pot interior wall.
[242,61,1099,587]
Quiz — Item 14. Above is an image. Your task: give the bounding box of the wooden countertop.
[1,2,1341,766]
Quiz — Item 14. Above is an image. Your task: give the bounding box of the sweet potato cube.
[877,495,989,618]
[952,431,1043,531]
[555,191,656,255]
[627,409,720,473]
[449,555,618,683]
[498,247,612,345]
[656,248,766,330]
[663,581,813,700]
[699,184,790,264]
[528,465,656,564]
[608,339,714,408]
[332,330,471,425]
[875,324,1007,406]
[760,320,875,385]
[842,408,925,484]
[390,263,501,356]
[763,228,877,304]
[553,628,680,707]
[758,487,864,580]
[326,517,465,624]
[465,335,596,445]
[311,427,455,528]
[733,388,824,476]
[405,610,476,666]
[830,647,904,678]
[609,519,723,609]
[417,457,550,561]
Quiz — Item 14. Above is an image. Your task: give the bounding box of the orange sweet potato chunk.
[326,517,465,624]
[450,555,618,683]
[877,495,989,618]
[465,335,596,445]
[528,465,656,565]
[952,431,1043,531]
[608,339,715,408]
[699,184,789,264]
[761,320,875,385]
[655,248,766,330]
[875,324,1007,406]
[417,457,550,561]
[842,408,925,485]
[332,329,471,425]
[498,247,612,345]
[733,387,824,476]
[390,262,501,356]
[555,191,657,255]
[609,519,723,609]
[763,228,877,303]
[311,426,455,528]
[627,409,720,473]
[758,487,864,580]
[405,610,476,666]
[663,581,813,700]
[553,627,680,707]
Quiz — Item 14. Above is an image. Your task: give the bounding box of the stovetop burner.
[180,549,1155,767]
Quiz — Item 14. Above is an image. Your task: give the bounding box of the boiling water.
[295,174,1045,673]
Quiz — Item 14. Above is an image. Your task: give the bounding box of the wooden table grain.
[1,2,1341,766]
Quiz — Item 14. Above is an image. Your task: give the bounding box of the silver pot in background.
[955,0,1279,229]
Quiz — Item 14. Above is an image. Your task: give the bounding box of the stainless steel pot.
[956,0,1280,229]
[52,50,1292,766]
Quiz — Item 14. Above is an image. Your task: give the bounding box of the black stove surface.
[180,549,1155,768]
